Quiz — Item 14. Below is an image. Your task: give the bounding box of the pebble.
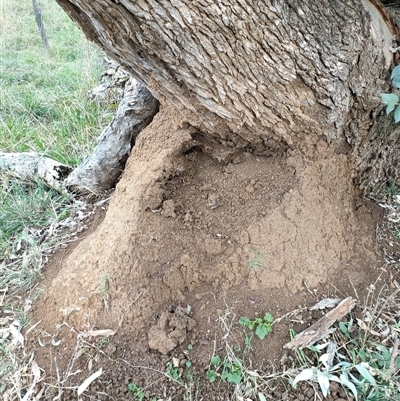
[246,185,255,194]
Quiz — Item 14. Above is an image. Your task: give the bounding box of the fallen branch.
[0,152,71,191]
[283,297,357,350]
[65,77,159,193]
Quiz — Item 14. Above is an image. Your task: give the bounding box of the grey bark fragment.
[65,77,159,193]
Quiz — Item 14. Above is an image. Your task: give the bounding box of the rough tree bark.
[56,0,399,189]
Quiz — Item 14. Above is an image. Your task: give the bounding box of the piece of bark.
[65,77,159,193]
[0,152,71,191]
[283,297,357,350]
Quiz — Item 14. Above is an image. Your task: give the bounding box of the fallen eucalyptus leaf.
[77,368,103,396]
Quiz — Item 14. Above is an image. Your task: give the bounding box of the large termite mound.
[30,105,381,375]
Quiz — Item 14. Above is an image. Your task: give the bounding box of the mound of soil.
[27,105,384,400]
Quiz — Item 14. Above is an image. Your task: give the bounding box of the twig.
[390,335,399,372]
[302,280,316,297]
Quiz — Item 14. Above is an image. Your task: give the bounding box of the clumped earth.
[26,105,390,400]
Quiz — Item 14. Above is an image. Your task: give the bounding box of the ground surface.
[26,106,388,400]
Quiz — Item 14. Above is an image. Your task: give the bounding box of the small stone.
[207,193,220,209]
[162,199,176,218]
[105,344,117,356]
[246,185,255,194]
[184,212,193,223]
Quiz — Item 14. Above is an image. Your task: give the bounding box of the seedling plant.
[239,313,274,340]
[127,382,145,400]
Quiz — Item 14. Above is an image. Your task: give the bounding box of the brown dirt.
[26,105,387,400]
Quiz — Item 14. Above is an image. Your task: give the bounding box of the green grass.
[0,2,108,396]
[0,176,76,290]
[0,0,107,165]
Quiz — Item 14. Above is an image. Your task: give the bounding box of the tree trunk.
[56,0,398,188]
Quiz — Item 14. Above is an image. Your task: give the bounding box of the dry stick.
[390,336,399,372]
[349,277,359,300]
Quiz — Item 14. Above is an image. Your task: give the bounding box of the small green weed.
[127,382,145,401]
[166,362,182,383]
[239,313,274,340]
[248,249,265,269]
[206,354,244,385]
[96,336,110,349]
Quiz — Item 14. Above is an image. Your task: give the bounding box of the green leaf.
[348,371,363,386]
[206,370,217,383]
[227,371,242,384]
[210,356,221,366]
[340,371,358,401]
[317,370,330,397]
[255,324,268,340]
[239,317,251,327]
[339,321,349,335]
[392,76,400,89]
[355,364,376,386]
[394,105,400,123]
[264,313,274,323]
[185,360,192,368]
[258,393,267,401]
[390,64,400,79]
[381,93,399,115]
